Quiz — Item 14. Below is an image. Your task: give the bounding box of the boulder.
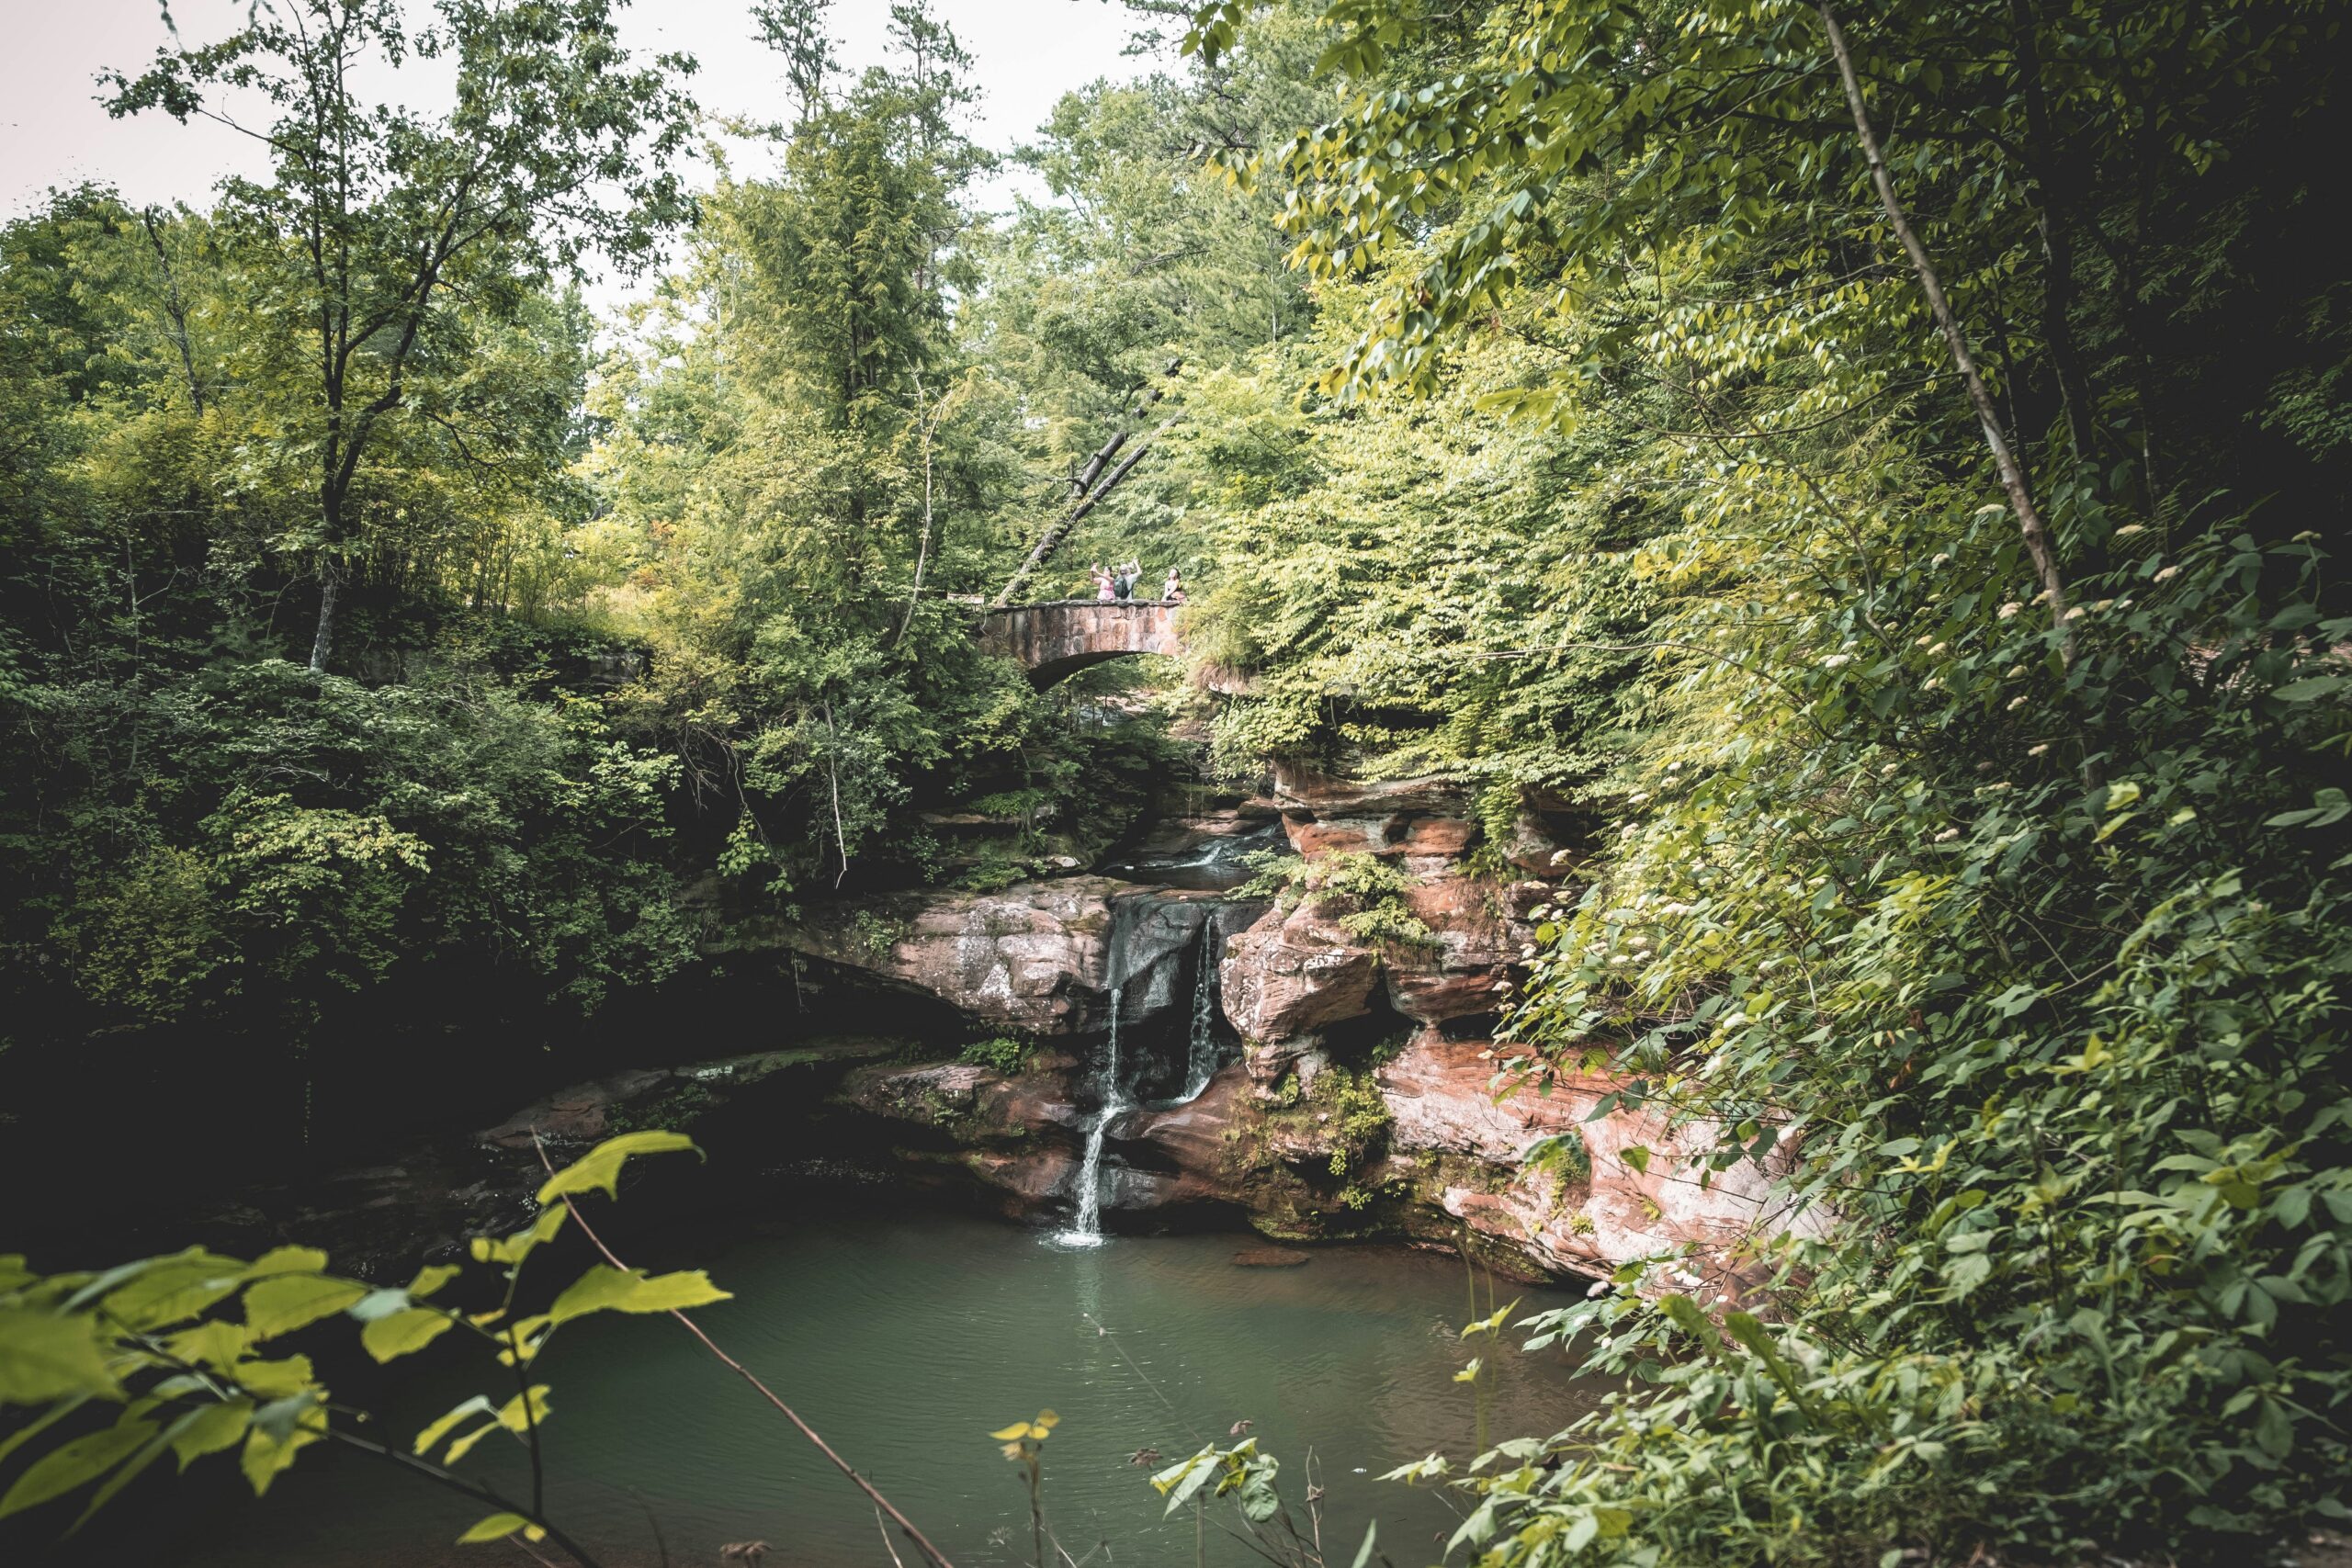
[733,878,1128,1035]
[724,879,1270,1039]
[841,1060,1080,1137]
[1380,870,1530,1025]
[1219,902,1381,1041]
[1376,1032,1828,1293]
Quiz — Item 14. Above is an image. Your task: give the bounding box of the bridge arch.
[978,600,1182,685]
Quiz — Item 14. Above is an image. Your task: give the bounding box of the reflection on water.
[158,1207,1598,1568]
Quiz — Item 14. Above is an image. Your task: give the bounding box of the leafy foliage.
[1173,0,2352,1561]
[0,1135,713,1553]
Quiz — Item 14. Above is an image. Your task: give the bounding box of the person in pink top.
[1090,564,1116,602]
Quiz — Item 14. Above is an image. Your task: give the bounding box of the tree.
[107,0,697,671]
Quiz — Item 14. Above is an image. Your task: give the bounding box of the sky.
[0,0,1160,304]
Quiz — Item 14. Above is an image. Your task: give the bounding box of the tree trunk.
[988,423,1173,611]
[1818,2,2076,666]
[989,362,1181,611]
[309,558,341,673]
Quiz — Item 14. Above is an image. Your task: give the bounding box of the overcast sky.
[1,0,1159,304]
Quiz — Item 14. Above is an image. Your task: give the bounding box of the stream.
[153,1203,1599,1568]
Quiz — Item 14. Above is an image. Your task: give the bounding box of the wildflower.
[2064,605,2086,622]
[2028,743,2050,756]
[1931,552,1951,566]
[2154,565,2179,582]
[2115,524,2146,537]
[2007,664,2029,678]
[1586,1280,1609,1298]
[1821,653,1853,668]
[2007,694,2028,710]
[1922,676,1941,691]
[1915,635,1933,648]
[1882,761,1900,774]
[2094,599,2114,613]
[1928,641,1950,657]
[1934,828,1961,842]
[1997,602,2022,619]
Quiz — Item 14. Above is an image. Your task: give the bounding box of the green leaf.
[243,1276,368,1339]
[0,1393,94,1467]
[1723,1312,1827,1427]
[161,1318,253,1371]
[1350,1521,1379,1568]
[1152,1445,1220,1514]
[74,1406,226,1529]
[242,1247,330,1280]
[494,1386,552,1433]
[1657,1294,1720,1355]
[0,1307,118,1405]
[361,1308,456,1363]
[1620,1144,1651,1175]
[169,1400,254,1470]
[240,1407,324,1496]
[458,1512,537,1544]
[535,1132,702,1207]
[233,1354,317,1400]
[408,1265,461,1299]
[0,1416,156,1519]
[544,1265,729,1327]
[2267,675,2343,702]
[73,1250,247,1330]
[470,1207,567,1267]
[2254,1397,2294,1459]
[414,1395,496,1457]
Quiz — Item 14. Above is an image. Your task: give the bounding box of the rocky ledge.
[713,875,1264,1040]
[834,1030,1816,1293]
[661,764,1824,1295]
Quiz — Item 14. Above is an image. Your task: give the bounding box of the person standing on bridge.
[1091,563,1116,602]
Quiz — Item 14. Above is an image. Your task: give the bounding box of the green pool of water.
[165,1205,1600,1568]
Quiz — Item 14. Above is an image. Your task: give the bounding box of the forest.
[2,0,2347,1565]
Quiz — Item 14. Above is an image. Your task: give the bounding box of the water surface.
[182,1206,1599,1567]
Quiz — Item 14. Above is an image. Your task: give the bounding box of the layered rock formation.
[700,768,1815,1294]
[1220,763,1569,1049]
[721,874,1262,1040]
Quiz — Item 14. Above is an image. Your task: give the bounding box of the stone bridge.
[978,600,1182,684]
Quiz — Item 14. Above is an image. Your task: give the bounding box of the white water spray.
[1176,921,1221,1104]
[1054,984,1127,1247]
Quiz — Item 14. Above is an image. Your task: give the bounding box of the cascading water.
[1175,920,1222,1104]
[1054,983,1126,1247]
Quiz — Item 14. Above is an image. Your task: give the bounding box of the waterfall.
[1054,984,1126,1247]
[1175,919,1222,1104]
